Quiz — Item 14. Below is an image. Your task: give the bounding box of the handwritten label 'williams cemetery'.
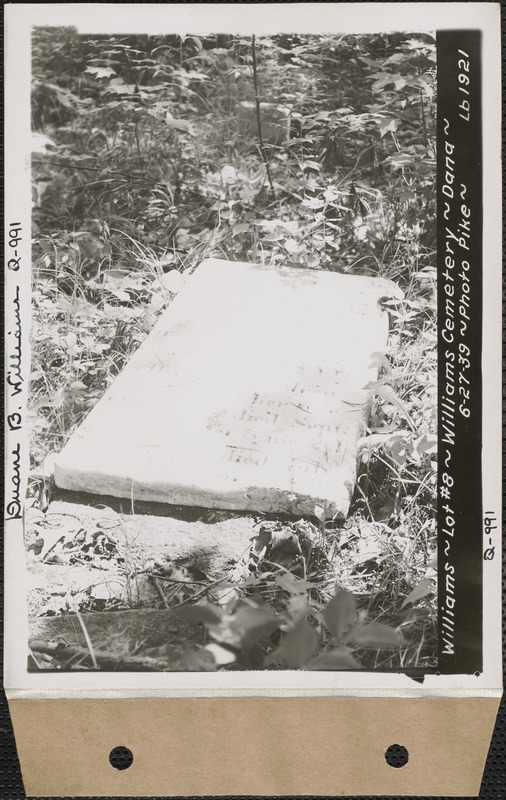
[54,259,401,517]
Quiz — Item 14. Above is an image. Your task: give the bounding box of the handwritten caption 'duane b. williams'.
[6,223,24,521]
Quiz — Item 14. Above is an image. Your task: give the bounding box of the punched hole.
[385,743,409,768]
[109,746,133,771]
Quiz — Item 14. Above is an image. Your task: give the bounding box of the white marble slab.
[54,259,401,517]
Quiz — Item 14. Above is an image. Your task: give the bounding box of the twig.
[28,648,45,669]
[419,90,428,148]
[42,535,65,563]
[148,572,209,586]
[32,158,168,189]
[354,478,375,521]
[149,575,170,608]
[171,577,228,608]
[134,122,145,171]
[75,609,99,669]
[251,35,275,196]
[32,157,103,172]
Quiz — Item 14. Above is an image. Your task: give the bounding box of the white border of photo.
[4,2,502,700]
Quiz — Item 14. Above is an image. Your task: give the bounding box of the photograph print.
[23,22,444,676]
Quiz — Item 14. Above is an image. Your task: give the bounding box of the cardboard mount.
[8,697,501,797]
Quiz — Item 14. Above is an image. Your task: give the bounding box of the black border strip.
[436,30,483,674]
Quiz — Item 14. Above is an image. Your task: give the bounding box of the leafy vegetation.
[29,29,437,671]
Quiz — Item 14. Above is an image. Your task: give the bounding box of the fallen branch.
[29,639,174,671]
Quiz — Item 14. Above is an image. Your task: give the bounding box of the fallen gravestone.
[54,259,401,517]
